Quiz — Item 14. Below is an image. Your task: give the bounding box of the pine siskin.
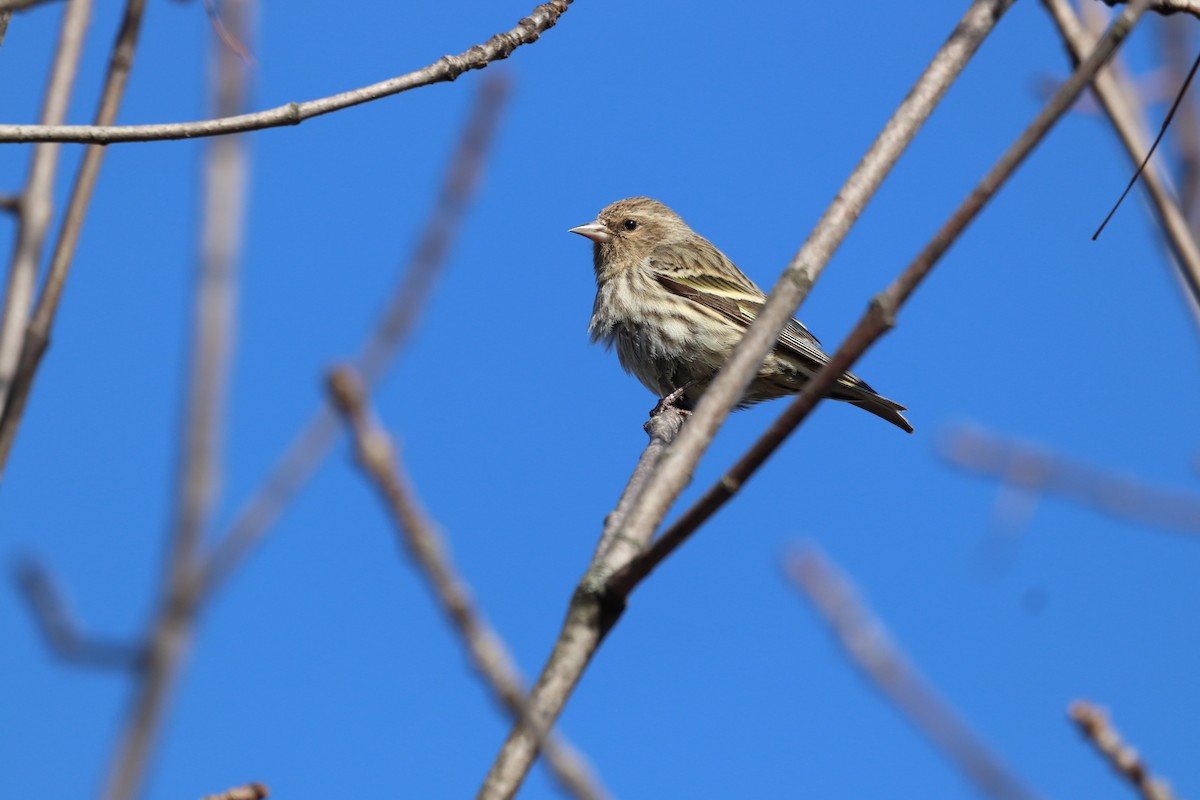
[569,197,912,433]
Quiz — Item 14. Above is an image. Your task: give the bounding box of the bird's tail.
[831,380,913,434]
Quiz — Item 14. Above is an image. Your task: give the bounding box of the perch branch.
[1069,701,1177,800]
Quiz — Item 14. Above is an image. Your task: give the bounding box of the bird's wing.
[649,241,833,374]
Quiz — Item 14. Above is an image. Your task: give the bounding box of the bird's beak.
[568,221,611,244]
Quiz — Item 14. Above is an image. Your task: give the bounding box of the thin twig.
[14,558,144,670]
[101,4,251,798]
[197,74,509,602]
[1042,0,1200,326]
[1069,701,1177,800]
[477,4,1016,797]
[0,11,11,48]
[0,0,63,12]
[0,0,91,421]
[327,367,609,800]
[199,782,268,800]
[0,1,569,144]
[0,0,149,483]
[1160,14,1200,222]
[786,547,1041,800]
[0,194,19,214]
[607,0,1154,598]
[939,423,1200,536]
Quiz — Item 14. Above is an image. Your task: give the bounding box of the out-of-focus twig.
[1159,15,1200,223]
[101,4,252,799]
[14,558,144,670]
[786,547,1042,800]
[199,782,268,800]
[327,367,609,800]
[0,0,90,422]
[0,1,568,144]
[1069,701,1177,800]
[0,0,63,12]
[940,423,1200,536]
[0,0,149,484]
[198,74,510,602]
[0,11,11,47]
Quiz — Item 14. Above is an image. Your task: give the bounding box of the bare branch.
[1159,15,1200,224]
[786,547,1042,800]
[14,558,144,670]
[939,423,1200,536]
[198,74,509,601]
[101,4,251,798]
[477,5,1018,795]
[327,367,609,800]
[1069,701,1177,800]
[199,782,268,800]
[0,194,19,214]
[0,0,149,483]
[0,0,63,12]
[0,1,569,144]
[607,0,1155,597]
[0,0,91,421]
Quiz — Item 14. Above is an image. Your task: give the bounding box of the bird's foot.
[650,384,694,418]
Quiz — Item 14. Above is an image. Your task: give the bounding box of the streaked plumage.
[569,197,912,433]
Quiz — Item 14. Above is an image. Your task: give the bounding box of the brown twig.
[0,0,149,483]
[199,782,268,800]
[198,73,509,602]
[0,0,63,11]
[0,1,569,144]
[477,5,1017,796]
[327,367,609,800]
[786,547,1042,800]
[101,4,251,798]
[0,0,90,422]
[939,423,1200,536]
[1069,701,1177,800]
[606,0,1154,598]
[14,558,144,670]
[1102,0,1200,17]
[1159,14,1200,223]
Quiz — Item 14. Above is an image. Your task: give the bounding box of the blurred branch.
[1100,0,1200,17]
[608,0,1154,599]
[327,367,609,800]
[1069,701,1177,800]
[1043,0,1200,325]
[0,0,149,484]
[0,11,10,47]
[0,1,568,144]
[198,73,508,602]
[0,0,90,422]
[200,783,268,800]
[101,3,252,798]
[0,194,19,214]
[14,558,144,670]
[786,547,1042,800]
[939,423,1200,536]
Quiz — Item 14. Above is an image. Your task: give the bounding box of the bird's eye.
[623,219,638,231]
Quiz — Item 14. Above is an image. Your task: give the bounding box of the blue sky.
[3,1,1199,798]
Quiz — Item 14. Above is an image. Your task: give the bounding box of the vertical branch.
[100,3,254,798]
[0,0,91,420]
[0,0,149,482]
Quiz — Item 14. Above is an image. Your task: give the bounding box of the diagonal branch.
[0,1,569,144]
[197,73,509,603]
[786,547,1042,800]
[607,0,1155,598]
[327,367,609,800]
[939,423,1200,536]
[0,0,149,484]
[476,4,1018,796]
[1069,701,1177,800]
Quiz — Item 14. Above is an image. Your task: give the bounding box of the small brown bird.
[569,197,912,433]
